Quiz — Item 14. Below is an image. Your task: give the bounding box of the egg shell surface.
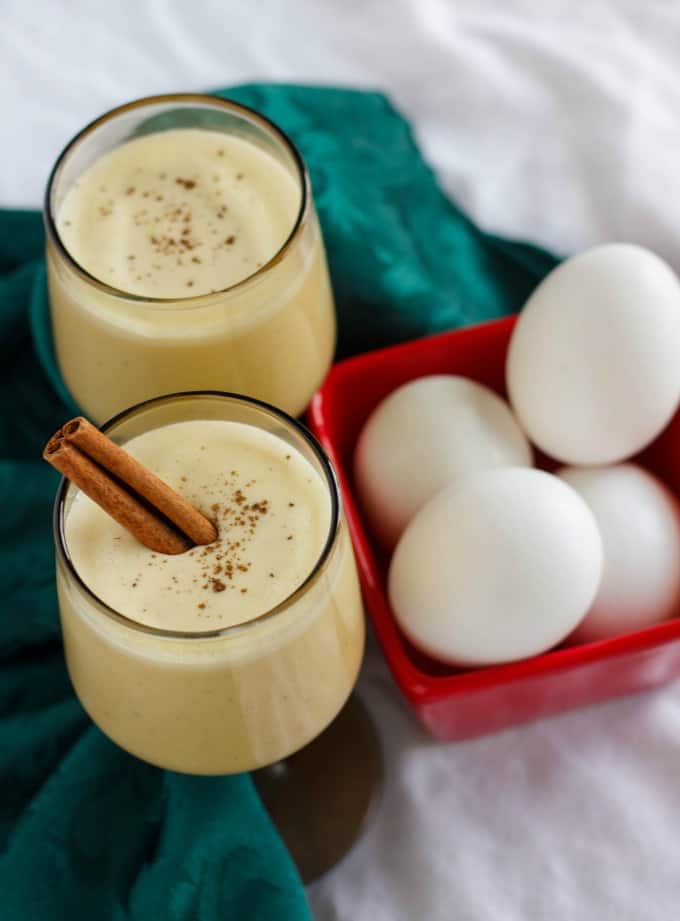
[559,463,680,643]
[354,375,532,550]
[507,244,680,465]
[388,468,603,667]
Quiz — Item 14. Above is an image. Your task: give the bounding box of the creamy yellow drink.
[46,98,336,423]
[56,402,364,774]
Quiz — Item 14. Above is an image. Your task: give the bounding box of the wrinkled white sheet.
[4,2,680,919]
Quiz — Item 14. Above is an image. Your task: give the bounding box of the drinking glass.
[44,95,336,424]
[53,392,379,881]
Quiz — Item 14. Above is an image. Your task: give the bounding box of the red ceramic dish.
[308,316,680,740]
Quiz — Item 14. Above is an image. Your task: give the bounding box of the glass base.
[252,693,382,884]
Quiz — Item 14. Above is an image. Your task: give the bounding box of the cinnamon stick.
[43,417,218,555]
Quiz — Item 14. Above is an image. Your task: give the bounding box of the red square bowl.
[307,316,680,740]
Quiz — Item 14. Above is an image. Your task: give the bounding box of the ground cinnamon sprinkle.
[142,465,296,613]
[114,158,252,280]
[65,414,304,619]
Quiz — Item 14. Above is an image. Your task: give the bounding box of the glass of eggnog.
[44,95,336,424]
[53,392,365,776]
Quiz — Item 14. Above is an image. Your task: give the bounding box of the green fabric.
[0,83,557,920]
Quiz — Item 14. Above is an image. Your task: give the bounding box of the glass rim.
[53,390,341,640]
[43,93,310,306]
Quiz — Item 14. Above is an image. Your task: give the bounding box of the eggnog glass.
[44,95,336,424]
[53,392,365,776]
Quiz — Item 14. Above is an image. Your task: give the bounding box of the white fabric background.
[4,1,680,918]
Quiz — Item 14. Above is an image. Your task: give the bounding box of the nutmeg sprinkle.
[55,128,300,300]
[62,418,336,637]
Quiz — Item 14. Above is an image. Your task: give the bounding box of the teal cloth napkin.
[0,84,557,920]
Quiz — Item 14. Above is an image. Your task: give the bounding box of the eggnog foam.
[64,419,332,631]
[57,128,300,299]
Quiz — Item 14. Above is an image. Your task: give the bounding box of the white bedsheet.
[4,2,680,919]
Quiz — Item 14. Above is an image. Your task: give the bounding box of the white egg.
[558,464,680,642]
[387,468,603,667]
[354,375,532,549]
[507,244,680,465]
